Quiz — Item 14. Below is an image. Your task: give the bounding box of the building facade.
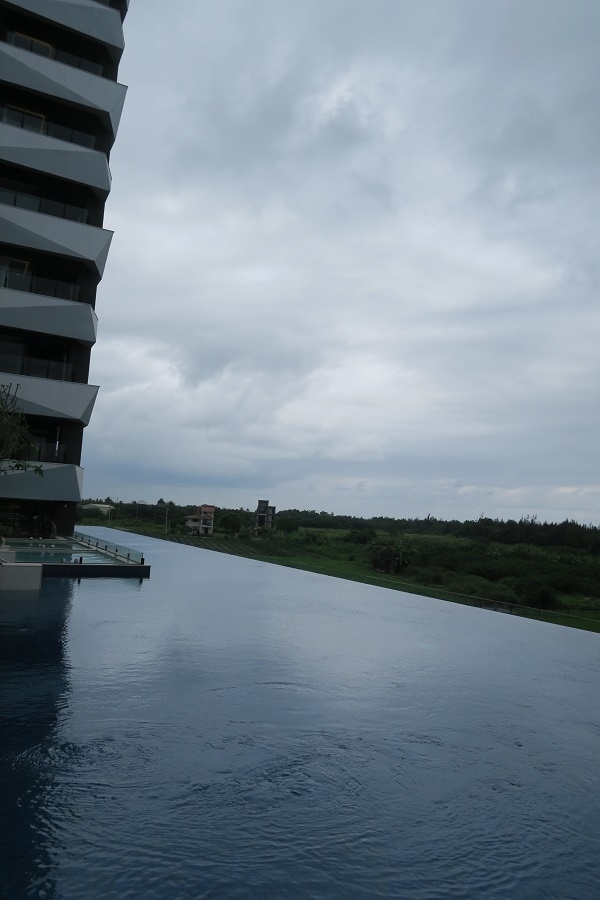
[0,0,128,536]
[255,499,275,531]
[185,505,215,536]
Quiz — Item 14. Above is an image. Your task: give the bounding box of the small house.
[185,505,215,536]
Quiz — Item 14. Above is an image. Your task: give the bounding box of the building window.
[3,105,46,134]
[8,32,54,59]
[0,179,88,224]
[0,256,30,291]
[6,31,104,77]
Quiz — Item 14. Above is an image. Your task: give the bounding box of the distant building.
[185,505,215,536]
[81,504,114,517]
[255,500,275,531]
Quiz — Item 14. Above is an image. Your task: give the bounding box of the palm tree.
[367,537,414,574]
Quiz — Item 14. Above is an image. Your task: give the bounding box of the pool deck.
[41,561,151,578]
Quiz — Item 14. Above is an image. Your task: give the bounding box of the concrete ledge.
[0,563,42,591]
[42,563,150,579]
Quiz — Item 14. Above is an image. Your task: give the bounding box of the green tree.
[0,384,42,477]
[367,537,413,575]
[348,527,377,544]
[276,516,299,534]
[220,512,242,536]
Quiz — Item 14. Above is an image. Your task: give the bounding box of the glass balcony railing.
[6,32,104,77]
[0,105,95,149]
[0,266,80,302]
[0,352,74,382]
[0,183,88,224]
[31,442,67,464]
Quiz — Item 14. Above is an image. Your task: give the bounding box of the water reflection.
[0,580,73,900]
[1,530,600,898]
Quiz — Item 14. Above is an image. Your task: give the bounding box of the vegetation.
[219,512,243,536]
[367,537,414,574]
[74,500,600,631]
[0,383,43,478]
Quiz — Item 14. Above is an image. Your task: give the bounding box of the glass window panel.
[16,191,40,212]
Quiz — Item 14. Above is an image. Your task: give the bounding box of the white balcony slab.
[0,289,97,346]
[5,0,125,62]
[0,123,111,196]
[1,44,127,138]
[0,203,112,276]
[0,463,84,502]
[0,371,98,424]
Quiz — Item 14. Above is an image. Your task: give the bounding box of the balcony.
[0,461,84,502]
[31,441,67,464]
[5,32,104,78]
[0,182,88,224]
[0,202,113,278]
[0,264,79,302]
[0,122,111,197]
[7,1,126,62]
[0,351,74,382]
[0,104,95,149]
[0,371,98,425]
[0,290,97,346]
[0,42,127,140]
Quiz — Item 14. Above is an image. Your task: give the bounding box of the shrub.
[512,578,558,608]
[367,538,414,575]
[417,566,447,586]
[348,528,377,544]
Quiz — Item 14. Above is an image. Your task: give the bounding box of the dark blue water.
[1,527,599,899]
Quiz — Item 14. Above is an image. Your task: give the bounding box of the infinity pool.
[1,526,599,898]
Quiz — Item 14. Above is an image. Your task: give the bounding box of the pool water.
[1,526,599,899]
[3,538,133,565]
[13,547,117,564]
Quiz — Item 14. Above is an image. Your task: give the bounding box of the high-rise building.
[0,0,128,536]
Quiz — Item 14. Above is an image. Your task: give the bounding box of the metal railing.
[31,442,66,463]
[0,182,88,223]
[6,32,104,77]
[0,353,74,382]
[0,266,80,302]
[73,531,145,565]
[1,105,95,149]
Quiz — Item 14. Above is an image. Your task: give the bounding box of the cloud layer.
[84,0,600,522]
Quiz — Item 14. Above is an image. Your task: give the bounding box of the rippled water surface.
[1,527,599,899]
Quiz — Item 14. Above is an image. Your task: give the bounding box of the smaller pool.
[1,535,150,578]
[4,539,127,566]
[14,548,117,565]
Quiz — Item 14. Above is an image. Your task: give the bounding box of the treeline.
[77,499,600,553]
[77,499,256,531]
[277,510,600,552]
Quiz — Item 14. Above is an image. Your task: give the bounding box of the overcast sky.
[83,0,600,523]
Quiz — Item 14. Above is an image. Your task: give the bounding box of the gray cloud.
[85,0,600,523]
